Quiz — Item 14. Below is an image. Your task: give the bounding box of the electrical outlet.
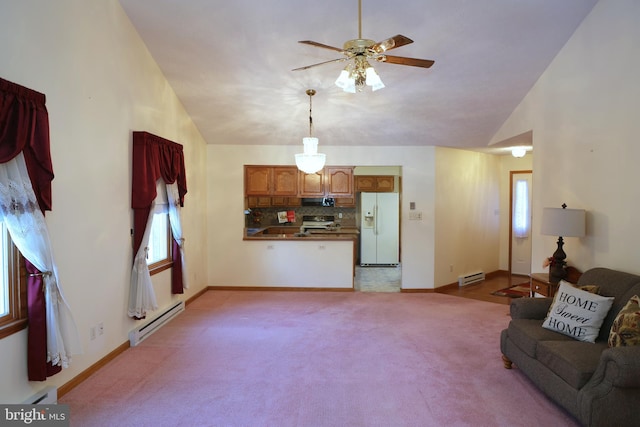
[90,326,96,341]
[450,265,454,273]
[98,322,104,336]
[409,211,423,220]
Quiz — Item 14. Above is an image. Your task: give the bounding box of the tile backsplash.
[247,206,356,228]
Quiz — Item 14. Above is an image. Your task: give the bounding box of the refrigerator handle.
[374,204,378,235]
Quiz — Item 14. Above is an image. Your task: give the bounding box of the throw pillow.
[542,281,614,343]
[608,295,640,347]
[559,279,600,294]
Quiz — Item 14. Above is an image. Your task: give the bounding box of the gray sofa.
[500,267,640,427]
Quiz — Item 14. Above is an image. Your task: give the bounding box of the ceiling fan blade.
[292,57,348,71]
[298,40,345,53]
[380,55,435,68]
[372,34,414,53]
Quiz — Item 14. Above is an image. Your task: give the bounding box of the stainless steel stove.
[301,215,335,230]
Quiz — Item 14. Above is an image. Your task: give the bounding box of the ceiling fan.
[292,0,434,92]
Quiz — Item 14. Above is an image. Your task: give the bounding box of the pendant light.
[295,89,326,174]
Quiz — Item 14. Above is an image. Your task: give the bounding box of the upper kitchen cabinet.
[272,167,298,196]
[244,166,298,196]
[355,175,395,192]
[298,170,325,197]
[325,167,354,198]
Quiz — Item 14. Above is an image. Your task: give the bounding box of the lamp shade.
[541,207,586,237]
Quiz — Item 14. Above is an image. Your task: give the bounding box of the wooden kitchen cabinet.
[271,196,301,207]
[298,170,325,197]
[272,167,298,196]
[245,166,298,197]
[246,196,272,208]
[245,166,272,195]
[334,197,355,207]
[325,167,354,198]
[355,175,394,192]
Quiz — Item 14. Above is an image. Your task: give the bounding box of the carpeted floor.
[60,291,579,427]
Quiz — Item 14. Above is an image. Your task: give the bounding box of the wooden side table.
[530,273,557,298]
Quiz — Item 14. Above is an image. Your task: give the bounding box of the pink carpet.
[61,291,579,426]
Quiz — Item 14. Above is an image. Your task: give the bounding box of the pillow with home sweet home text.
[542,281,614,343]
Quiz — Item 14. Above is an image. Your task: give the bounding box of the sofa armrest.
[597,346,640,388]
[509,297,552,320]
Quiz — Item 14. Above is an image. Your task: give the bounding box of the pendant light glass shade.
[296,89,326,174]
[295,137,326,174]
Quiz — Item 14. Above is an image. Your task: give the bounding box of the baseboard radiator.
[458,271,485,287]
[22,386,57,404]
[129,300,185,347]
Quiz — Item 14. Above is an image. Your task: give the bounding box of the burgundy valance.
[131,131,187,251]
[0,77,54,211]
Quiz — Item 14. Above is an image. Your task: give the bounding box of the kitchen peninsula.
[243,165,359,290]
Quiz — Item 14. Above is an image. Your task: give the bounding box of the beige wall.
[206,145,437,290]
[492,0,640,275]
[434,148,501,287]
[0,1,208,402]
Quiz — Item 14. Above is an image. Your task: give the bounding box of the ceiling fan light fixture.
[295,89,326,174]
[335,69,351,89]
[365,66,385,91]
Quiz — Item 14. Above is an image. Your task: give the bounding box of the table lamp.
[541,203,586,283]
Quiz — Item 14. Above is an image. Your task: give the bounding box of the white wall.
[0,0,208,402]
[207,145,436,290]
[433,148,501,286]
[492,0,640,275]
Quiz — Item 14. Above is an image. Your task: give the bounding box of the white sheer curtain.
[166,181,187,289]
[0,153,80,367]
[128,179,168,318]
[513,179,530,238]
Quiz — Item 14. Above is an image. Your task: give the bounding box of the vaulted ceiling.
[119,0,598,154]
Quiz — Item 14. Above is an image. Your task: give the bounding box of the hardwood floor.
[436,272,531,305]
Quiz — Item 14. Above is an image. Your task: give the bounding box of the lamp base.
[549,263,566,284]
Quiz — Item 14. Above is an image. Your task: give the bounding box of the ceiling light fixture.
[295,89,326,174]
[335,50,385,93]
[511,147,527,158]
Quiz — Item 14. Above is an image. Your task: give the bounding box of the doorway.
[509,171,533,276]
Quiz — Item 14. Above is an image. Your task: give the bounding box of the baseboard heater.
[458,271,485,287]
[22,386,57,404]
[129,300,185,347]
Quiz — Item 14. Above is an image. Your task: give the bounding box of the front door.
[510,171,533,275]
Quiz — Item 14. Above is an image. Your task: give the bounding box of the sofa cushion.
[537,340,607,389]
[542,281,614,343]
[608,295,640,347]
[507,319,573,358]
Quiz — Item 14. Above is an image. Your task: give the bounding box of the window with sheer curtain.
[0,77,80,381]
[513,179,530,238]
[130,131,187,319]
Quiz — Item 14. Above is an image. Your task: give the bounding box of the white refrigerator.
[360,192,399,265]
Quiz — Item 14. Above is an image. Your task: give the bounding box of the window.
[147,212,172,274]
[513,179,530,238]
[0,221,27,339]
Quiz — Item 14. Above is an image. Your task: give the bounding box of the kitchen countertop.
[244,226,359,241]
